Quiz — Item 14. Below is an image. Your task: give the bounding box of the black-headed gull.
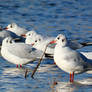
[49,34,92,82]
[1,37,44,68]
[4,23,28,36]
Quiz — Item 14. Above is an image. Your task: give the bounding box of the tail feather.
[86,70,92,74]
[81,42,92,46]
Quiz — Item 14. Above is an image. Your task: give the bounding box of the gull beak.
[21,34,26,38]
[31,43,34,46]
[49,40,56,44]
[3,27,8,30]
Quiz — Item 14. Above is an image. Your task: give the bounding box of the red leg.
[53,62,56,64]
[71,72,74,82]
[16,64,18,68]
[70,72,74,83]
[70,73,72,82]
[20,65,22,68]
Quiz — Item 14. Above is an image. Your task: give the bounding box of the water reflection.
[54,78,92,92]
[55,82,76,92]
[2,67,25,76]
[2,67,33,77]
[1,63,92,92]
[37,64,57,72]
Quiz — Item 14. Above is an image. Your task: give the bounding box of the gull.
[49,34,92,82]
[4,23,28,36]
[1,37,44,68]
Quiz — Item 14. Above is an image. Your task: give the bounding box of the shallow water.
[0,0,92,92]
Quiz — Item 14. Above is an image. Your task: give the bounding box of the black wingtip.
[81,42,92,46]
[45,53,53,59]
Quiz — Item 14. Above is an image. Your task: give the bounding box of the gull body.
[1,37,44,67]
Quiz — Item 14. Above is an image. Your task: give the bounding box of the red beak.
[21,34,26,38]
[31,43,34,46]
[49,40,56,44]
[4,27,8,30]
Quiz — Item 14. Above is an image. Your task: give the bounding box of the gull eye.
[35,40,37,42]
[57,37,60,40]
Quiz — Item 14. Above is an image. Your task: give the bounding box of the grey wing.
[73,51,92,70]
[68,40,83,50]
[7,43,39,59]
[66,49,87,66]
[30,48,44,59]
[78,52,92,68]
[65,49,92,73]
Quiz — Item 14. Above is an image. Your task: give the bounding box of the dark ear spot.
[35,40,37,42]
[10,24,12,28]
[57,37,60,40]
[28,34,31,36]
[39,39,41,41]
[10,40,12,43]
[62,39,65,42]
[6,40,8,43]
